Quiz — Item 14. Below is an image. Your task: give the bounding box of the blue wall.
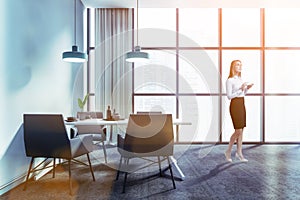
[0,0,85,194]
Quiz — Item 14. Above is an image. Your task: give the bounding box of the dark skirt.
[230,97,246,129]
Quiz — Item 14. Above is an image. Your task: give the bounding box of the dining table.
[65,117,191,181]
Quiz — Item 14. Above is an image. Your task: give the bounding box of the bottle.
[113,109,116,119]
[106,105,112,120]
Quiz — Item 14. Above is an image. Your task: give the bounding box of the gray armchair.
[76,112,107,163]
[77,111,103,120]
[116,114,176,193]
[23,114,95,195]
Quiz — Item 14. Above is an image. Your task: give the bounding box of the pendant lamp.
[62,0,87,63]
[125,0,149,63]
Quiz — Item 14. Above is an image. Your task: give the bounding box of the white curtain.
[94,8,133,119]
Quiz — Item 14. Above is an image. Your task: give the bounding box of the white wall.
[0,0,85,195]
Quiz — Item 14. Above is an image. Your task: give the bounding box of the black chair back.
[123,114,174,156]
[23,114,71,158]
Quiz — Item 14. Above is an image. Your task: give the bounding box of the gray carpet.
[1,144,300,200]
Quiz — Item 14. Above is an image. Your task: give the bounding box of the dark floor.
[1,144,300,200]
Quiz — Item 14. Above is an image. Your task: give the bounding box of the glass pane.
[265,8,300,47]
[179,8,218,47]
[265,96,300,142]
[134,50,176,94]
[179,50,219,93]
[222,96,262,142]
[265,50,300,93]
[178,96,219,142]
[89,49,95,94]
[222,50,261,94]
[89,95,96,111]
[222,8,260,47]
[134,96,176,115]
[138,8,176,47]
[134,96,177,139]
[89,9,95,47]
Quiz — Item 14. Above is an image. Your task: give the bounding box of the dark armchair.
[116,114,176,193]
[23,114,95,194]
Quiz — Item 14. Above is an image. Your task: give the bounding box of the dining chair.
[116,114,176,193]
[77,111,103,120]
[76,112,107,163]
[23,114,95,195]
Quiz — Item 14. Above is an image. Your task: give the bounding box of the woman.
[225,60,253,162]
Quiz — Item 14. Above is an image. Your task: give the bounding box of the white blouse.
[226,75,248,100]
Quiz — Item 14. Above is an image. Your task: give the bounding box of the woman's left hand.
[247,83,254,89]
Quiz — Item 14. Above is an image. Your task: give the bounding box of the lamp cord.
[74,0,76,45]
[136,0,139,46]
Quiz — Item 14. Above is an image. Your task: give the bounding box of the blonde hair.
[228,60,241,78]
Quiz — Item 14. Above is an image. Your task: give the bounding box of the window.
[222,50,261,94]
[134,50,176,94]
[265,50,300,93]
[265,9,300,47]
[222,96,262,142]
[179,50,219,93]
[90,8,300,143]
[222,9,260,47]
[179,8,218,47]
[178,96,219,142]
[139,8,176,47]
[265,96,300,142]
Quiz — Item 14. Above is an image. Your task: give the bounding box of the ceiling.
[81,0,300,8]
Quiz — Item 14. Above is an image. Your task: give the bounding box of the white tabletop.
[65,118,128,126]
[65,118,191,126]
